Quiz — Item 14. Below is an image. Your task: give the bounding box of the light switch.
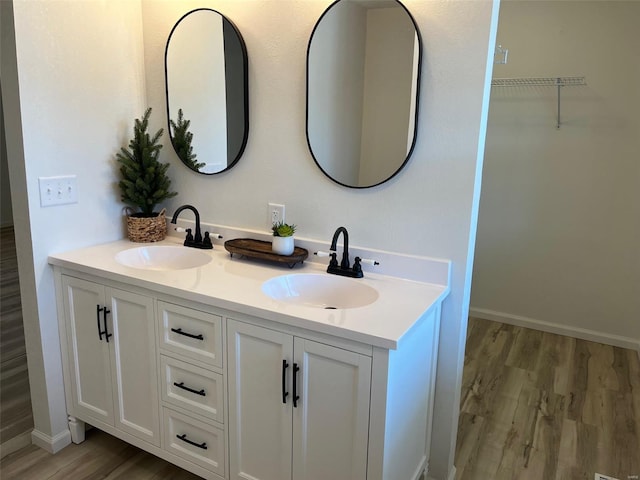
[38,175,78,207]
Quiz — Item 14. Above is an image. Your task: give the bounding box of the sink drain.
[324,306,337,310]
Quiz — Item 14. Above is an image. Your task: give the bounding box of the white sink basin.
[262,273,379,309]
[115,245,212,271]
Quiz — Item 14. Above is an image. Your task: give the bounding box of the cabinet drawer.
[160,356,224,423]
[163,407,225,477]
[158,301,222,369]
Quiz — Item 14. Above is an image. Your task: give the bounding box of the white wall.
[5,0,498,477]
[2,0,146,451]
[1,83,13,226]
[471,1,640,350]
[143,2,498,478]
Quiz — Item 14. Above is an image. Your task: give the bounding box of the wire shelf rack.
[491,76,586,87]
[490,76,587,128]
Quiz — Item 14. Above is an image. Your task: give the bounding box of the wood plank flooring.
[0,225,33,455]
[0,428,200,480]
[455,317,640,480]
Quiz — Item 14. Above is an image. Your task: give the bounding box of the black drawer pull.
[282,360,289,404]
[96,305,104,340]
[171,328,204,341]
[293,363,300,408]
[176,434,207,450]
[102,307,112,343]
[173,382,205,397]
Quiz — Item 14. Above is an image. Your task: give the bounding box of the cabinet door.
[227,319,293,480]
[106,287,160,446]
[62,276,113,424]
[292,338,371,480]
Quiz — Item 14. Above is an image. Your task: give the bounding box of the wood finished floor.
[0,428,200,480]
[455,317,640,480]
[0,225,34,454]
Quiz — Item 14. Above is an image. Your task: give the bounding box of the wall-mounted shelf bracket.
[491,76,587,128]
[494,45,509,65]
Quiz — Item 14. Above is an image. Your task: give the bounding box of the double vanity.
[49,233,449,480]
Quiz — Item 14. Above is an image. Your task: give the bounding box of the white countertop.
[48,238,449,350]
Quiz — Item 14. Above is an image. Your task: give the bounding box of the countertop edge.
[49,244,450,351]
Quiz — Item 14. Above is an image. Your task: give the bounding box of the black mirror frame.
[305,0,422,189]
[164,8,249,175]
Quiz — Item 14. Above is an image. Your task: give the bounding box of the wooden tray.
[224,238,309,268]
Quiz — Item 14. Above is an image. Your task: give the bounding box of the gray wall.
[1,81,14,226]
[471,1,640,350]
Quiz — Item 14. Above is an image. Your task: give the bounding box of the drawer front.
[160,356,224,423]
[163,407,225,477]
[158,301,222,369]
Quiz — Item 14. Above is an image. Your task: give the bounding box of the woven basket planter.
[125,208,167,243]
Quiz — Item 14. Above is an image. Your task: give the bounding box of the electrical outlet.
[39,175,78,207]
[268,203,285,229]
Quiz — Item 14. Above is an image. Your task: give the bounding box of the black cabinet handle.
[282,360,289,404]
[171,327,204,341]
[173,382,205,397]
[176,434,207,450]
[293,363,300,408]
[96,305,104,340]
[102,307,112,343]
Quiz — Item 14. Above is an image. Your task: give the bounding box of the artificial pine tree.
[117,108,177,217]
[170,109,205,172]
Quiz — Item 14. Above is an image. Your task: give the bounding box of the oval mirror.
[306,0,421,188]
[165,9,248,175]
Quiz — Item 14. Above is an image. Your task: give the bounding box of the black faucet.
[170,205,213,249]
[327,226,363,278]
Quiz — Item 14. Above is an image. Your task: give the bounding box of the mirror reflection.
[165,8,248,175]
[307,0,421,188]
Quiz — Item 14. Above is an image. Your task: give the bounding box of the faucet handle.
[352,257,378,278]
[314,251,339,267]
[183,228,194,246]
[353,257,363,275]
[313,250,335,258]
[202,232,213,249]
[358,258,379,266]
[328,252,338,268]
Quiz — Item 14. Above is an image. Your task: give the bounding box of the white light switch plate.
[39,175,78,207]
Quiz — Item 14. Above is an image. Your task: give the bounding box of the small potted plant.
[117,108,178,242]
[271,221,296,255]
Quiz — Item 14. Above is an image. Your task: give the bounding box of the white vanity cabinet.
[227,319,371,480]
[59,275,159,447]
[51,241,448,480]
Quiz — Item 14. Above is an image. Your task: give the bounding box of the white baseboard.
[470,307,640,353]
[31,428,71,454]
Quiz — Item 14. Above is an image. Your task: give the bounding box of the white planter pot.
[272,236,294,256]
